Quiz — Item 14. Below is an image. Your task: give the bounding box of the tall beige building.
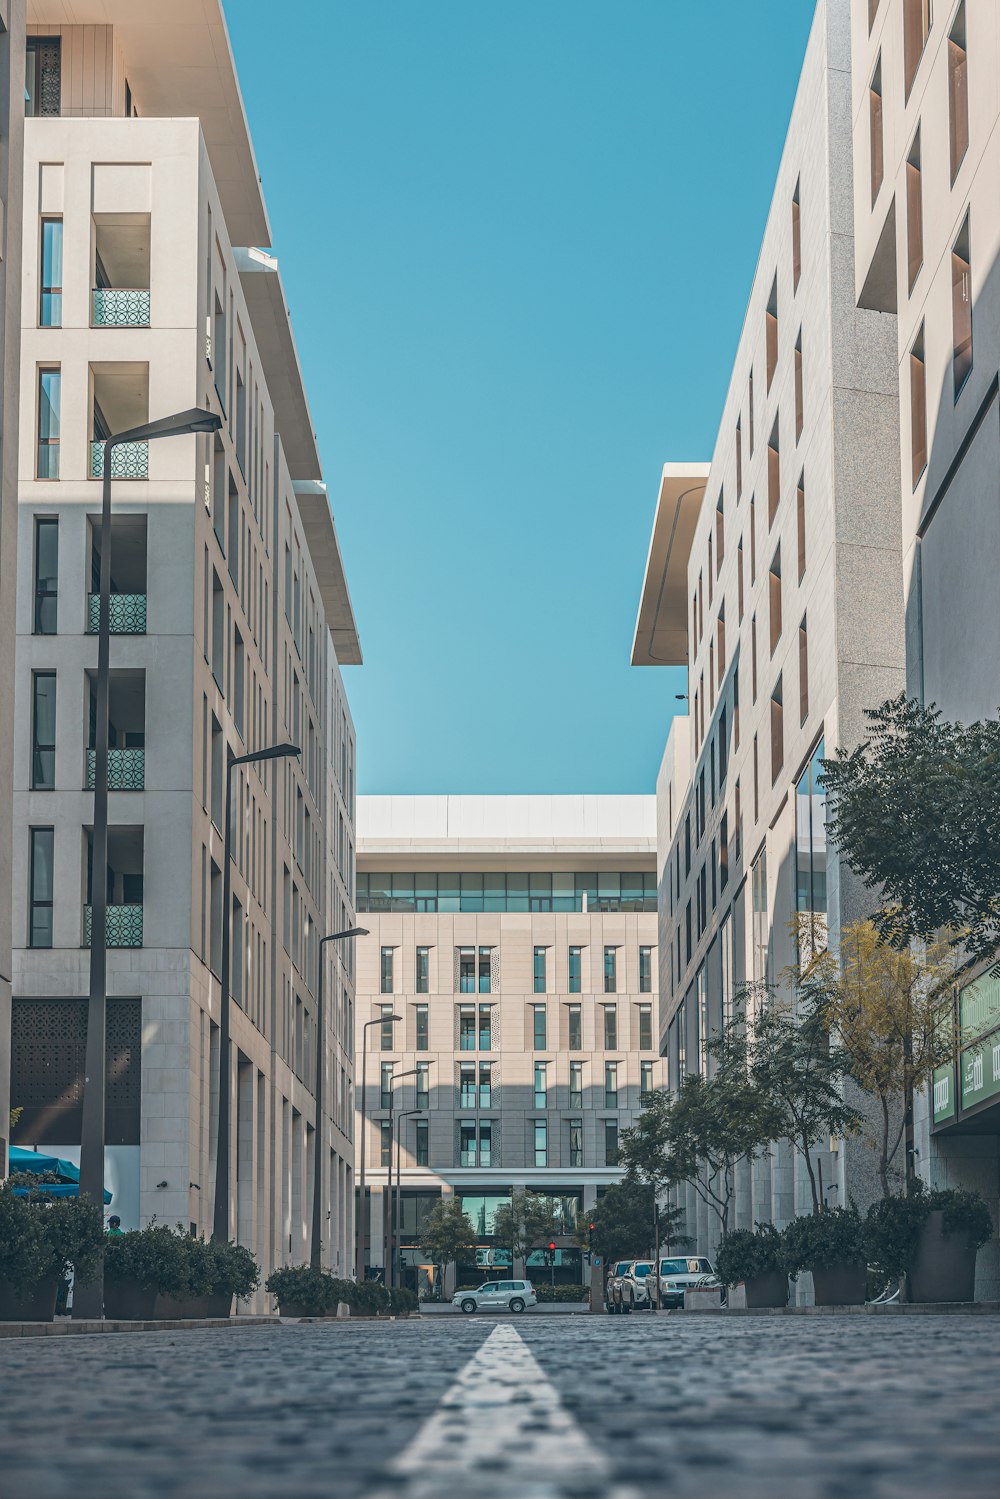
[7,2,361,1286]
[355,795,659,1296]
[851,0,999,1293]
[632,0,905,1266]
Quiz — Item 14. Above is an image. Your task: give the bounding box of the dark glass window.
[532,1004,547,1050]
[37,368,61,479]
[603,946,617,994]
[26,38,61,118]
[568,946,582,993]
[40,219,63,326]
[567,1003,582,1051]
[533,945,546,994]
[638,1004,653,1051]
[31,673,56,789]
[639,946,652,993]
[29,828,54,948]
[415,945,429,993]
[33,518,58,634]
[415,1004,429,1052]
[380,946,394,995]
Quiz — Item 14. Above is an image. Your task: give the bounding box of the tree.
[620,1035,776,1241]
[815,921,957,1196]
[576,1176,687,1263]
[491,1190,561,1272]
[738,975,862,1214]
[419,1198,478,1290]
[822,694,1000,968]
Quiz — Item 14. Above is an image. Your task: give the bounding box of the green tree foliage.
[419,1198,479,1279]
[576,1176,687,1263]
[822,694,1000,967]
[491,1190,561,1265]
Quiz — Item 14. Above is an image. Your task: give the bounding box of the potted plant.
[715,1225,787,1308]
[205,1239,259,1317]
[781,1207,866,1306]
[0,1187,103,1321]
[865,1186,993,1303]
[104,1224,209,1319]
[264,1264,341,1318]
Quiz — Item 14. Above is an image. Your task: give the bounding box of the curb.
[0,1315,280,1340]
[668,1302,1000,1316]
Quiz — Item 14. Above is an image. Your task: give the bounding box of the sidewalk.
[0,1315,280,1339]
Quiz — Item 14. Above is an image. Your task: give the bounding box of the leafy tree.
[738,975,862,1214]
[822,694,1000,968]
[419,1198,478,1286]
[576,1176,687,1263]
[491,1190,561,1270]
[813,921,957,1195]
[620,1034,775,1241]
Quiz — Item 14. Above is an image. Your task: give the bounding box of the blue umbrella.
[8,1146,113,1203]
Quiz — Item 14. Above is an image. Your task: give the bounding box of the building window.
[737,537,744,622]
[478,1004,492,1050]
[903,0,932,98]
[751,614,758,702]
[533,945,547,994]
[720,810,730,891]
[416,1062,430,1110]
[769,547,782,654]
[33,517,58,635]
[380,1121,392,1168]
[568,945,582,993]
[534,1061,548,1109]
[750,494,757,580]
[697,965,709,1076]
[459,1005,475,1050]
[748,369,755,454]
[640,1060,654,1099]
[479,1121,493,1167]
[799,617,809,724]
[459,1063,477,1110]
[794,332,803,441]
[39,218,63,327]
[870,56,884,203]
[568,1119,583,1169]
[906,127,923,293]
[415,1120,429,1167]
[380,1005,395,1051]
[770,676,784,784]
[567,1003,582,1051]
[603,946,617,994]
[638,1004,653,1050]
[380,946,394,994]
[604,1120,619,1167]
[639,946,652,993]
[910,326,927,486]
[29,828,54,948]
[478,1063,491,1109]
[736,419,743,498]
[753,734,760,823]
[25,37,61,117]
[715,491,725,571]
[31,673,56,790]
[952,214,973,397]
[37,367,61,479]
[478,945,493,993]
[416,945,429,994]
[603,1004,618,1049]
[458,944,494,994]
[380,1061,395,1110]
[765,276,778,390]
[604,1062,618,1109]
[767,418,780,527]
[797,738,828,954]
[459,1121,476,1167]
[792,179,801,291]
[415,1003,429,1051]
[533,1119,548,1167]
[797,474,806,580]
[532,1004,547,1050]
[569,1060,583,1109]
[948,4,969,183]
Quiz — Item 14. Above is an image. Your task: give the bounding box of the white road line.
[364,1322,639,1499]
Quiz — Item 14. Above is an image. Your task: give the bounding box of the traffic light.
[548,1241,556,1253]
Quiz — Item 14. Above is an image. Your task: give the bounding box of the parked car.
[604,1260,634,1314]
[646,1256,719,1309]
[454,1279,537,1314]
[618,1259,656,1311]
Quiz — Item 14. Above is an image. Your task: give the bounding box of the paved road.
[1,1313,997,1498]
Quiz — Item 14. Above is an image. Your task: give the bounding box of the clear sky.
[225,0,816,795]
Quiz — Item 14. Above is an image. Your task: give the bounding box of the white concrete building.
[7,2,361,1284]
[632,0,906,1263]
[355,795,659,1297]
[851,0,1000,1293]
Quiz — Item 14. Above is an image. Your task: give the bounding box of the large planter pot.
[153,1293,213,1320]
[729,1271,788,1309]
[276,1300,325,1318]
[205,1292,234,1319]
[0,1276,59,1322]
[104,1277,157,1321]
[909,1210,978,1303]
[812,1262,866,1306]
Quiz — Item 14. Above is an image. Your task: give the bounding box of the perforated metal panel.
[10,997,142,1145]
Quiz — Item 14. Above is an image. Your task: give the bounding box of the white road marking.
[365,1322,639,1499]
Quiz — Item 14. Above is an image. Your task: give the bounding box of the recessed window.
[767,418,780,527]
[534,1061,548,1109]
[603,946,617,994]
[903,0,932,99]
[380,1004,395,1051]
[37,367,61,479]
[751,614,758,703]
[717,605,726,678]
[604,1119,619,1166]
[799,616,809,725]
[797,473,806,580]
[737,537,745,622]
[639,946,652,993]
[604,1002,618,1049]
[715,491,725,571]
[569,1058,583,1107]
[567,1004,582,1052]
[792,180,801,291]
[39,218,63,327]
[380,1060,395,1109]
[906,127,923,292]
[638,1003,653,1049]
[736,419,743,498]
[568,945,582,993]
[380,946,394,995]
[769,547,782,655]
[532,1003,547,1050]
[33,517,58,634]
[748,370,755,455]
[753,734,760,823]
[568,1119,583,1168]
[533,1119,547,1168]
[766,277,779,391]
[25,37,61,118]
[416,945,430,994]
[31,673,56,790]
[415,1003,429,1051]
[750,496,757,581]
[870,57,884,204]
[952,213,973,397]
[533,945,547,994]
[794,332,804,441]
[770,676,784,785]
[949,4,969,182]
[910,325,927,485]
[604,1062,619,1110]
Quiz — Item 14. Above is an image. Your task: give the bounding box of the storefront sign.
[959,1029,1000,1113]
[932,1065,955,1125]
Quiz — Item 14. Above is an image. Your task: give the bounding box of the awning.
[9,1146,113,1203]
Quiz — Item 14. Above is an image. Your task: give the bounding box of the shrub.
[347,1279,391,1316]
[207,1240,260,1301]
[105,1225,212,1297]
[714,1224,784,1288]
[781,1208,865,1277]
[531,1283,590,1303]
[264,1264,341,1316]
[864,1185,994,1280]
[388,1287,419,1314]
[0,1187,103,1294]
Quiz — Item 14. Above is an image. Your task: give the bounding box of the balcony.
[83,904,143,948]
[92,288,150,328]
[90,440,148,480]
[87,593,147,635]
[85,748,145,791]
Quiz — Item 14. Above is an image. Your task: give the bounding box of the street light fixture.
[384,1064,430,1287]
[75,406,222,1321]
[212,741,300,1244]
[310,926,369,1269]
[356,1011,400,1280]
[392,1108,423,1292]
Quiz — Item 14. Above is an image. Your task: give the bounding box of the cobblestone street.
[1,1314,997,1498]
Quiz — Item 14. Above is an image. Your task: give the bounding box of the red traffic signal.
[548,1241,556,1252]
[588,1223,595,1231]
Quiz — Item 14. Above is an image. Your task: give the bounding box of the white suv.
[647,1256,718,1309]
[454,1279,538,1314]
[618,1260,656,1311]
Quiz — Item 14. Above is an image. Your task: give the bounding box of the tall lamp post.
[74,407,222,1321]
[385,1065,426,1288]
[212,740,300,1245]
[392,1108,422,1292]
[310,926,368,1269]
[356,1011,399,1281]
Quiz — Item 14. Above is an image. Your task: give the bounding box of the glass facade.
[37,368,61,478]
[796,737,828,954]
[357,870,657,913]
[40,218,63,327]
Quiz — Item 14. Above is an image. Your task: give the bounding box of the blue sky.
[226,1,815,794]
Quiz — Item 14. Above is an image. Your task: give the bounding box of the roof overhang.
[29,0,270,247]
[236,248,321,482]
[293,482,362,667]
[631,463,710,666]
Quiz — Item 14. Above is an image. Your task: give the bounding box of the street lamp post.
[212,741,300,1245]
[392,1109,422,1292]
[310,926,368,1269]
[356,1012,399,1281]
[74,407,222,1321]
[384,1065,427,1288]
